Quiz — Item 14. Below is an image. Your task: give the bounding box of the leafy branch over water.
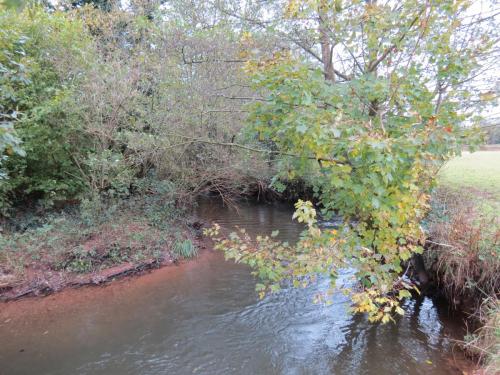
[206,0,495,323]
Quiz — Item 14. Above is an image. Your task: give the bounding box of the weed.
[463,298,500,374]
[425,188,499,308]
[172,238,197,259]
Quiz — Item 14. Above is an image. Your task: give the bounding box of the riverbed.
[0,199,470,374]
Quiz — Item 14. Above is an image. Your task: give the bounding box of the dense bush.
[0,6,93,211]
[0,4,272,214]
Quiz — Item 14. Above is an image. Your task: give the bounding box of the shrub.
[0,6,94,210]
[1,4,272,214]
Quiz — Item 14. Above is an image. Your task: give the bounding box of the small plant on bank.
[172,238,197,259]
[57,246,96,273]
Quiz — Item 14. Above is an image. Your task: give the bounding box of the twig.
[425,239,455,248]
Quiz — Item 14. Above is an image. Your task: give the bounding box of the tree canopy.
[206,0,498,322]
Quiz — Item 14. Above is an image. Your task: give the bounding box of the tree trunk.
[318,2,334,82]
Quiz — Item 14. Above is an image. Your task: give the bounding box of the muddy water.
[0,199,469,375]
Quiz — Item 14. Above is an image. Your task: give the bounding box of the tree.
[206,0,498,322]
[0,0,28,179]
[67,0,114,11]
[0,5,94,210]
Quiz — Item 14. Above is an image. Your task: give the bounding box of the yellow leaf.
[479,91,496,101]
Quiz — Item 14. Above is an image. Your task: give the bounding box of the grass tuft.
[463,298,500,375]
[172,238,198,259]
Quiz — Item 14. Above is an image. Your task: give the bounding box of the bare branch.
[169,134,348,165]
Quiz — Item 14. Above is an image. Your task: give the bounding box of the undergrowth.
[0,188,197,278]
[463,298,500,375]
[425,188,499,307]
[425,187,499,370]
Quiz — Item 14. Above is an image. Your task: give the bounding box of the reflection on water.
[0,198,467,375]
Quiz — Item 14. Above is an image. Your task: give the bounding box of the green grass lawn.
[438,151,500,216]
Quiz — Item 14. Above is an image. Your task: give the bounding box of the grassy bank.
[0,194,201,300]
[427,151,500,372]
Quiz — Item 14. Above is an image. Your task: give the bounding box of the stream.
[0,199,470,375]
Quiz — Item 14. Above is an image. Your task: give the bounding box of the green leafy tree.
[206,0,497,322]
[0,0,28,178]
[0,5,94,209]
[69,0,114,11]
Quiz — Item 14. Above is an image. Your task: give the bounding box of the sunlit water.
[0,199,468,375]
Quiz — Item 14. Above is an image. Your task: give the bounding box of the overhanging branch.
[169,134,348,165]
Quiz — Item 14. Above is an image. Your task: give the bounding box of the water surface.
[0,199,469,374]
